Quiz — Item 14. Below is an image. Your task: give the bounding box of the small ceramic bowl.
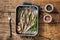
[45,4,54,12]
[43,14,52,23]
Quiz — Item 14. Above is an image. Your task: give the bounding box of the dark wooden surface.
[0,0,60,40]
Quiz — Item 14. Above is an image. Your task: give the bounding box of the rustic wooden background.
[0,0,60,40]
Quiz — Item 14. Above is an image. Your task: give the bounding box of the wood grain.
[0,0,60,40]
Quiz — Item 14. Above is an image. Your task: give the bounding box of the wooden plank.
[0,0,60,40]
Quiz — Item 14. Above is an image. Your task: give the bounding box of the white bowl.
[43,14,52,23]
[45,4,54,12]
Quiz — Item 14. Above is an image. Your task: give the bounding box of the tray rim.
[15,5,39,36]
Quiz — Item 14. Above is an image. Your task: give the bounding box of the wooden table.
[0,0,60,40]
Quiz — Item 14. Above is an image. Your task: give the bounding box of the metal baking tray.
[16,5,38,36]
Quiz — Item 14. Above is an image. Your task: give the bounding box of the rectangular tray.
[16,5,38,36]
